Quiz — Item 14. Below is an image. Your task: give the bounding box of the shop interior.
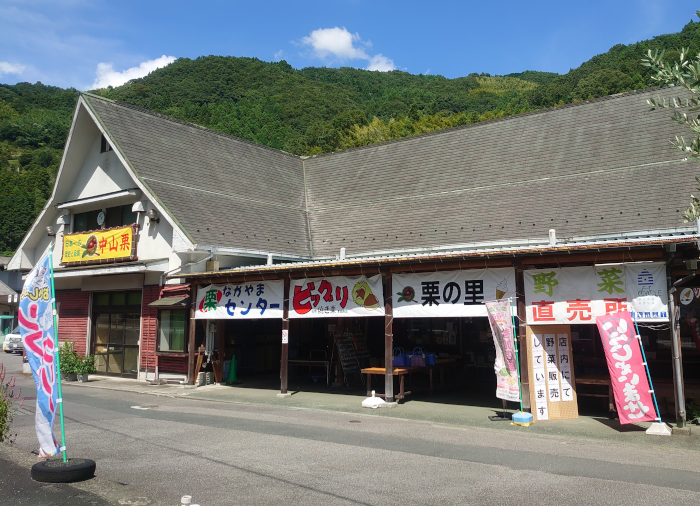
[188,314,699,418]
[571,321,700,416]
[200,315,508,409]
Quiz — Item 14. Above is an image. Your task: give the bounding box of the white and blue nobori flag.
[18,253,59,456]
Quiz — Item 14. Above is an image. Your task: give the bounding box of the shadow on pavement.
[592,417,647,432]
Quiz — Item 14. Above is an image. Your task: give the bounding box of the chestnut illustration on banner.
[80,234,100,258]
[352,281,380,310]
[397,286,416,303]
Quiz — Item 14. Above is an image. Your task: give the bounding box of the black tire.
[31,458,96,483]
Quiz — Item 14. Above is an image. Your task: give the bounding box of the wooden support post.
[335,318,343,384]
[384,271,394,402]
[280,275,290,394]
[194,344,205,384]
[187,284,197,386]
[215,319,226,383]
[515,262,530,411]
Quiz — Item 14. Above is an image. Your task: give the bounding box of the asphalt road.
[2,351,700,506]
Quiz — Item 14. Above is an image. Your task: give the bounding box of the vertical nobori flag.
[596,312,657,424]
[485,300,520,402]
[19,254,59,456]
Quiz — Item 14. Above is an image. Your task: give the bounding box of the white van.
[2,326,23,354]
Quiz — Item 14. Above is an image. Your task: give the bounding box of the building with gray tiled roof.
[79,87,698,264]
[8,86,700,427]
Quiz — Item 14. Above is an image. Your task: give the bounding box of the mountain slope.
[3,18,700,254]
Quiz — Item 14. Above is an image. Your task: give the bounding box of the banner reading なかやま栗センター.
[195,281,284,319]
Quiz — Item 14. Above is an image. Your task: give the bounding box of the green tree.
[642,14,700,221]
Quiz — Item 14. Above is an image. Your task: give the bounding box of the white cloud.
[274,49,285,61]
[0,61,25,75]
[367,54,396,72]
[301,27,369,60]
[91,55,176,89]
[300,27,395,72]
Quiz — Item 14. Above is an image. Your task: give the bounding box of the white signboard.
[289,275,385,318]
[531,333,549,420]
[393,268,516,318]
[195,281,284,319]
[524,262,668,324]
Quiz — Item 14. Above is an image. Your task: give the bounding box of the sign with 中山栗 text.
[596,312,657,425]
[527,325,578,422]
[524,263,668,325]
[393,268,516,318]
[289,275,384,318]
[61,225,137,265]
[195,281,284,319]
[485,300,520,402]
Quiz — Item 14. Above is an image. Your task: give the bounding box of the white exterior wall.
[9,98,191,278]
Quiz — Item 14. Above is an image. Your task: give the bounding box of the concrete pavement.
[2,351,700,505]
[60,368,700,450]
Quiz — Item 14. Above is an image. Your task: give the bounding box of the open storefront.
[521,262,674,421]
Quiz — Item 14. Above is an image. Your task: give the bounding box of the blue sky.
[0,0,697,90]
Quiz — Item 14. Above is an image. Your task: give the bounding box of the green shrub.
[58,342,79,374]
[0,363,23,443]
[76,354,96,375]
[58,342,97,375]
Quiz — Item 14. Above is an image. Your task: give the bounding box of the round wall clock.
[97,211,105,226]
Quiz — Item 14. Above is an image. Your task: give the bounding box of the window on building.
[73,209,100,233]
[158,310,187,353]
[105,205,137,228]
[74,204,137,233]
[100,134,112,153]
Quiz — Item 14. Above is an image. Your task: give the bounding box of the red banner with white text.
[596,312,657,425]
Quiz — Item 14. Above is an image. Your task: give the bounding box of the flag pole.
[631,310,662,423]
[510,297,524,413]
[48,246,68,462]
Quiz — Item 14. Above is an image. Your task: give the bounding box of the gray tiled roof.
[0,280,16,297]
[304,88,694,257]
[84,88,696,261]
[84,95,310,257]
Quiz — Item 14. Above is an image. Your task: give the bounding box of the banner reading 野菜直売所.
[524,263,668,325]
[485,300,520,403]
[18,254,59,456]
[596,311,657,425]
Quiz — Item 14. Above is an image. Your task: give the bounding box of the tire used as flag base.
[31,458,96,483]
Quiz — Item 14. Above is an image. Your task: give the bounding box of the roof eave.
[174,232,697,280]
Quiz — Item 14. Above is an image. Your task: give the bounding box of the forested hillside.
[3,18,700,255]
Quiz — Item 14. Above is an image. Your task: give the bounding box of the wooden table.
[288,359,330,385]
[361,367,417,400]
[361,363,456,400]
[576,375,615,413]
